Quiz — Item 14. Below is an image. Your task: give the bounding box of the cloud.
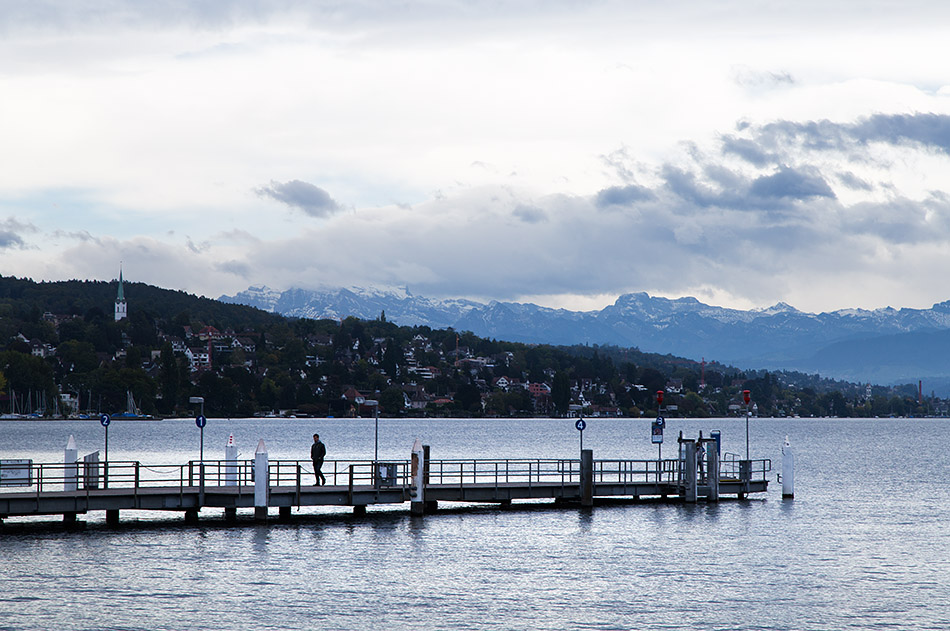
[512,204,548,223]
[0,230,26,249]
[255,180,342,218]
[753,113,950,157]
[851,113,950,154]
[749,166,836,201]
[0,218,37,250]
[836,171,873,191]
[721,135,779,167]
[732,66,797,91]
[215,260,252,278]
[595,184,654,208]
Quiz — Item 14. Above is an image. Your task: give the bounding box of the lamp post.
[743,389,751,460]
[365,399,380,463]
[190,396,206,462]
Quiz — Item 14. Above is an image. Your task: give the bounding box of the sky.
[3,1,950,314]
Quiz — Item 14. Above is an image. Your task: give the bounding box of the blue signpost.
[100,414,110,462]
[575,418,586,453]
[191,397,206,462]
[196,415,207,462]
[654,391,665,460]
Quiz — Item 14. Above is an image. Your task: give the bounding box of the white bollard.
[254,439,269,520]
[410,438,425,515]
[224,434,238,486]
[782,435,795,498]
[64,435,78,491]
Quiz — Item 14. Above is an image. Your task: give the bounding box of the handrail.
[0,457,772,498]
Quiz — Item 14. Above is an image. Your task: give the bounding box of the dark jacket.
[311,440,326,461]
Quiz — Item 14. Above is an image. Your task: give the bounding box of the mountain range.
[220,285,950,393]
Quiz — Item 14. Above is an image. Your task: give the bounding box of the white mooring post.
[224,434,238,486]
[782,435,795,498]
[254,439,269,521]
[64,435,78,491]
[410,438,425,515]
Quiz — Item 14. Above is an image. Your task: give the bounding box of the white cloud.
[4,1,950,313]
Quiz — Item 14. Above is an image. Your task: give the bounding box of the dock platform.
[0,450,770,526]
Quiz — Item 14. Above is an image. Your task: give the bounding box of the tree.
[159,342,181,414]
[551,371,571,416]
[380,386,406,415]
[455,381,482,413]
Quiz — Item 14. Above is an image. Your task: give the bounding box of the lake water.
[2,417,950,630]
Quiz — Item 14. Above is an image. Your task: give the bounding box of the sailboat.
[0,389,26,419]
[112,390,156,420]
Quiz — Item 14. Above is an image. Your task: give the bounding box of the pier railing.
[0,457,771,497]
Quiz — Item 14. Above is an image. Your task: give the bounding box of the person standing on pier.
[311,434,327,486]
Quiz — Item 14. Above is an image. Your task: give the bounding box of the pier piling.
[254,439,269,522]
[580,449,593,507]
[64,436,78,492]
[410,438,425,516]
[782,436,795,498]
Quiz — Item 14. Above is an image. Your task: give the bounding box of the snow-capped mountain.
[220,286,950,388]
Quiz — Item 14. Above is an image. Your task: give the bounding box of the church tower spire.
[115,265,128,322]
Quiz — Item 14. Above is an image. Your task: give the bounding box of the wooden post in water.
[254,439,269,521]
[580,449,593,507]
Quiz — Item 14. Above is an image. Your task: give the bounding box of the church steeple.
[115,265,128,322]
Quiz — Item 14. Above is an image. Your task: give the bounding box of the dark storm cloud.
[595,184,654,208]
[256,180,342,218]
[749,166,836,200]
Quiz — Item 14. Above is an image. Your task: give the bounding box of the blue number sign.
[651,416,664,444]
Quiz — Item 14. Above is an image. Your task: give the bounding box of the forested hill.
[0,275,282,331]
[0,275,931,419]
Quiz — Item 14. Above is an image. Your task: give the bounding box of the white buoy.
[410,438,425,514]
[254,439,269,520]
[64,435,78,491]
[224,434,238,486]
[782,435,795,498]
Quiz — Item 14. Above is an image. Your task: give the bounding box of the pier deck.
[0,454,770,525]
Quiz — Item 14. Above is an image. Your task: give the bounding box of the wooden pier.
[0,443,770,526]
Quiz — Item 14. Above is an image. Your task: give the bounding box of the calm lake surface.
[2,417,949,630]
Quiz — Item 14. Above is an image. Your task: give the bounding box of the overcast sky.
[4,1,950,313]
